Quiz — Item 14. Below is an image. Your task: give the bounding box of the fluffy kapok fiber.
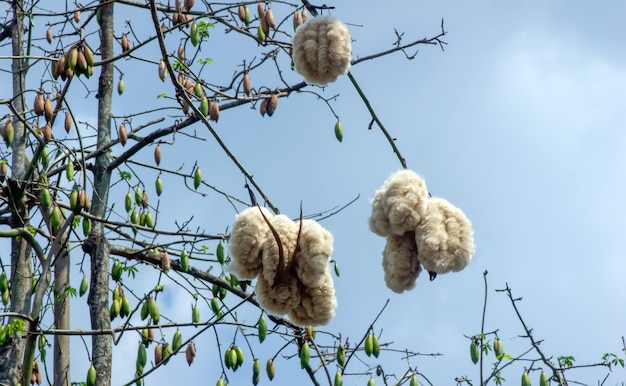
[294,219,334,288]
[382,232,422,293]
[288,271,337,326]
[255,272,301,316]
[415,197,475,274]
[369,169,429,237]
[228,206,273,279]
[261,214,299,287]
[292,15,352,85]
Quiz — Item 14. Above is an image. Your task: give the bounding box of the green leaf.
[119,171,132,181]
[156,92,168,99]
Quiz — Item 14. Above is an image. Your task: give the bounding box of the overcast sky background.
[2,0,625,385]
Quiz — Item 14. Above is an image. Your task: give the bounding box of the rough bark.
[0,2,32,385]
[85,1,115,385]
[54,248,70,386]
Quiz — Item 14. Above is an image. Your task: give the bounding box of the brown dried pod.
[33,93,45,116]
[257,2,265,19]
[265,9,276,30]
[154,344,163,365]
[154,144,161,165]
[209,100,220,122]
[238,4,246,22]
[56,57,66,78]
[266,94,278,117]
[36,369,42,385]
[78,189,87,210]
[64,112,72,133]
[46,28,53,44]
[172,11,180,25]
[66,46,78,70]
[161,23,168,36]
[0,162,8,182]
[142,190,149,208]
[74,6,81,23]
[260,98,269,117]
[42,123,52,144]
[177,45,185,62]
[64,66,74,80]
[44,97,54,123]
[261,13,270,36]
[178,12,189,28]
[121,34,130,52]
[185,342,196,366]
[293,10,302,31]
[177,73,184,86]
[158,59,167,82]
[243,73,251,96]
[184,0,195,12]
[161,250,171,272]
[184,79,194,92]
[301,8,308,22]
[181,99,189,115]
[119,123,127,146]
[175,0,183,13]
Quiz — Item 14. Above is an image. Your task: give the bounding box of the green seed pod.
[190,22,199,46]
[334,261,340,277]
[111,261,123,281]
[470,341,479,365]
[410,374,419,386]
[121,296,131,317]
[235,346,245,367]
[130,209,139,225]
[334,371,343,386]
[181,249,189,272]
[41,148,50,169]
[137,342,147,371]
[367,377,375,386]
[155,177,163,196]
[257,24,265,43]
[0,271,7,293]
[216,378,225,386]
[199,97,209,117]
[539,371,548,386]
[86,364,96,386]
[258,314,267,343]
[41,187,52,210]
[79,275,88,297]
[140,299,150,320]
[372,335,380,358]
[336,344,346,367]
[210,297,220,315]
[193,167,202,189]
[125,192,133,212]
[494,338,504,358]
[300,342,310,369]
[252,359,261,385]
[194,83,204,98]
[118,79,125,95]
[69,188,79,212]
[216,242,225,264]
[82,217,91,237]
[38,334,47,354]
[145,212,154,229]
[3,120,14,147]
[172,329,183,351]
[148,297,160,324]
[110,298,120,320]
[134,188,143,206]
[364,334,374,357]
[191,304,200,323]
[266,358,275,380]
[224,347,232,369]
[522,371,531,386]
[50,205,62,232]
[162,343,173,365]
[142,328,153,347]
[66,162,74,181]
[334,120,343,142]
[1,288,9,306]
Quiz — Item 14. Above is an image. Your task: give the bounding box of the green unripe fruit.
[470,341,479,364]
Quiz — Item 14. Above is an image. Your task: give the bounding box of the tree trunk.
[0,2,32,385]
[54,248,70,386]
[85,1,115,385]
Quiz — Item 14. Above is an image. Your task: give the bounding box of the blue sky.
[1,1,625,385]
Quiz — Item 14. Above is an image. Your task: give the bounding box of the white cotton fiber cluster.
[228,207,337,326]
[228,207,273,279]
[369,169,475,292]
[382,232,422,293]
[292,16,352,85]
[369,169,429,236]
[415,198,475,274]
